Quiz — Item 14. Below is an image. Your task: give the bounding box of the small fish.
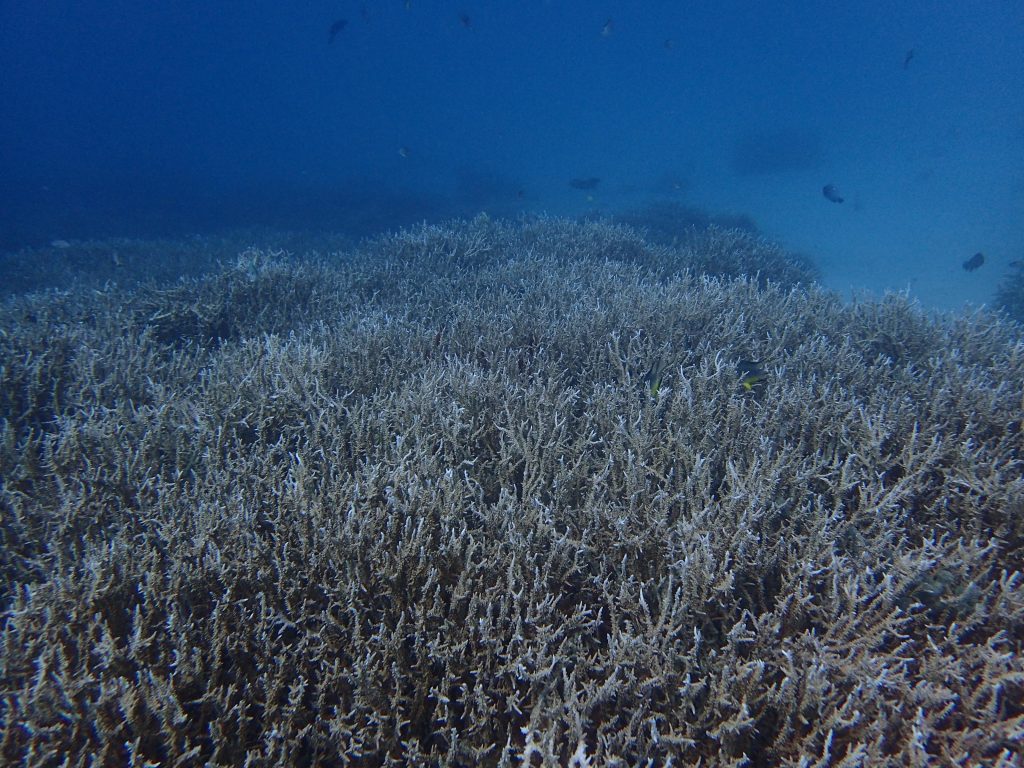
[822,184,844,204]
[738,360,768,394]
[644,358,671,398]
[569,177,601,190]
[458,12,472,28]
[328,19,347,44]
[962,252,984,272]
[398,146,411,158]
[601,19,614,37]
[903,49,915,70]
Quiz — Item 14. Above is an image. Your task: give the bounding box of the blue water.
[2,0,1022,310]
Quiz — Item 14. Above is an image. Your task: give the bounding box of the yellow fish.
[738,360,768,393]
[645,358,670,398]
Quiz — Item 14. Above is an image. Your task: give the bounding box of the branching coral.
[996,259,1024,324]
[1,218,1022,766]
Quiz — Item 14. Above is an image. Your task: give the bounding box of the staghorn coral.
[367,212,817,291]
[612,200,761,245]
[610,201,818,288]
[0,229,356,300]
[1,218,1023,766]
[996,259,1024,324]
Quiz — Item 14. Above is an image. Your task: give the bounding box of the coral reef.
[612,200,760,243]
[0,230,355,299]
[611,201,818,288]
[1,217,1022,766]
[996,259,1024,324]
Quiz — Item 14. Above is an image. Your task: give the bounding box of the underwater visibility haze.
[1,0,1023,308]
[1,1,1024,766]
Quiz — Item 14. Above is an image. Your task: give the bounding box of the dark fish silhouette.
[823,184,844,203]
[459,12,472,28]
[328,19,347,44]
[570,177,601,190]
[963,252,984,271]
[903,49,915,70]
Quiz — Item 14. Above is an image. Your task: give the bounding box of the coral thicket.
[996,259,1024,323]
[1,217,1022,766]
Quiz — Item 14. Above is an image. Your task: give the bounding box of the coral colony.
[2,216,1022,765]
